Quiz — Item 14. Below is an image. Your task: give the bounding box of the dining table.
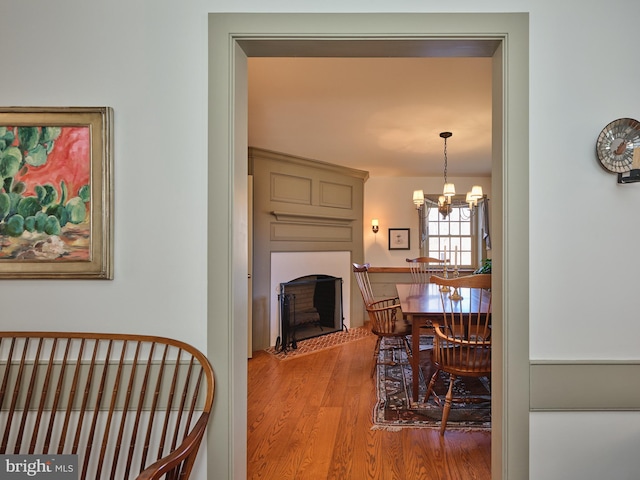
[395,282,490,402]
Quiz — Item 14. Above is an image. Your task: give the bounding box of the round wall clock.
[596,118,640,173]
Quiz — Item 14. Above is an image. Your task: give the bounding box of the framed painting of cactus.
[0,107,113,279]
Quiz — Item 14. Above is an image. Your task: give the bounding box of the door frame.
[208,12,529,480]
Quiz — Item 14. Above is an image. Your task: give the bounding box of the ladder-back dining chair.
[425,273,492,434]
[406,256,446,283]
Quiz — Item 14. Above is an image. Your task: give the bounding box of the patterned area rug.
[373,336,491,431]
[264,326,372,360]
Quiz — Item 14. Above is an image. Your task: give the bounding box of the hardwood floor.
[247,330,491,480]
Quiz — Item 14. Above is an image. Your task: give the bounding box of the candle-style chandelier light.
[412,131,484,219]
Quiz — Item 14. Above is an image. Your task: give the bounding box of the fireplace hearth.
[276,274,344,352]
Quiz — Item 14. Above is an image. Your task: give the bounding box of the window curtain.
[480,198,491,250]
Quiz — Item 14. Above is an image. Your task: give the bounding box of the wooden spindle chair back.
[406,256,446,283]
[352,263,376,306]
[0,332,215,480]
[352,262,400,307]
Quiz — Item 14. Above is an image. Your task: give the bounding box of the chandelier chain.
[443,136,448,184]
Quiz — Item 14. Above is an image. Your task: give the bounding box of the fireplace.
[276,274,344,352]
[270,251,351,346]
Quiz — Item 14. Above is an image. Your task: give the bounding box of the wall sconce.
[371,219,379,234]
[412,190,424,209]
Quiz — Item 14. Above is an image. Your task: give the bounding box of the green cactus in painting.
[0,126,89,238]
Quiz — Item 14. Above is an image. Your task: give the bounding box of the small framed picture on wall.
[388,228,410,250]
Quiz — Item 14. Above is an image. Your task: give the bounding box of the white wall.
[364,176,491,266]
[0,1,209,352]
[3,1,640,479]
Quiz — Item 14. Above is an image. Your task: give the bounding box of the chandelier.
[412,131,484,220]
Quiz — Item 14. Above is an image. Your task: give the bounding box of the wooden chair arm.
[367,298,402,311]
[432,321,491,347]
[370,295,400,306]
[135,413,210,480]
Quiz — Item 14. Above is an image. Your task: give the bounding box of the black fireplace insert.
[276,274,345,352]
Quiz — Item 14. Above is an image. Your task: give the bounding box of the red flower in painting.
[16,127,90,198]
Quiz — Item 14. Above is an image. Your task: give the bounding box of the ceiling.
[248,56,493,178]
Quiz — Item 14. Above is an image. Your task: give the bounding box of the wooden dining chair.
[425,273,492,434]
[352,263,408,376]
[404,257,445,335]
[365,298,412,377]
[405,256,446,283]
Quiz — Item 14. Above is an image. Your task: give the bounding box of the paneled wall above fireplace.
[249,147,369,351]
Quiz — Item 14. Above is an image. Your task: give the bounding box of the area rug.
[264,326,372,360]
[373,336,491,431]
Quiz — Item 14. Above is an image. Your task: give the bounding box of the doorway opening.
[208,12,529,480]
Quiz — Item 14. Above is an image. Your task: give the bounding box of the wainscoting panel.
[367,271,411,301]
[271,223,353,242]
[270,172,312,204]
[319,181,352,209]
[530,361,640,411]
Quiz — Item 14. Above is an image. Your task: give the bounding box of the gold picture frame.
[0,107,113,279]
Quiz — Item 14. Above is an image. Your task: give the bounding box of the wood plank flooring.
[247,330,491,480]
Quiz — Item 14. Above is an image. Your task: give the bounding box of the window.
[420,196,488,269]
